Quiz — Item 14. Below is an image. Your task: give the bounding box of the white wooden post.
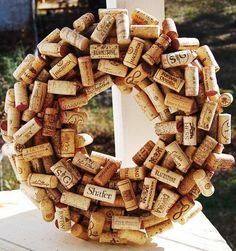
[107,0,165,166]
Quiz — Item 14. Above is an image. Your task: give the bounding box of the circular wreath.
[1,7,235,246]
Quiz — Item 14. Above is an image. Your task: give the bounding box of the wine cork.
[144,140,166,169]
[60,27,89,51]
[97,207,125,223]
[22,142,54,161]
[75,133,93,149]
[162,18,178,40]
[218,113,231,144]
[112,216,141,230]
[161,50,197,69]
[7,107,21,137]
[13,54,35,81]
[141,214,168,229]
[78,56,95,87]
[212,143,224,154]
[20,183,47,202]
[117,179,138,211]
[30,159,44,173]
[58,94,88,110]
[150,165,183,188]
[14,82,29,111]
[119,166,145,180]
[55,203,71,231]
[28,173,58,188]
[161,153,175,170]
[90,44,120,59]
[178,201,202,224]
[167,196,194,222]
[177,169,196,195]
[198,101,217,131]
[84,74,114,100]
[21,109,36,122]
[73,13,95,32]
[5,88,15,113]
[154,69,185,93]
[98,59,128,77]
[45,188,61,203]
[100,195,125,208]
[139,177,157,210]
[41,156,54,174]
[48,80,77,95]
[60,129,75,158]
[117,229,147,245]
[98,8,128,20]
[130,25,160,39]
[172,37,200,50]
[0,120,12,143]
[91,15,115,43]
[116,14,131,46]
[125,63,151,87]
[88,212,106,240]
[183,116,197,145]
[40,198,55,222]
[134,90,159,120]
[151,188,179,217]
[193,169,214,197]
[90,151,121,167]
[218,93,233,107]
[155,121,178,135]
[202,66,219,96]
[206,153,235,171]
[51,159,81,189]
[146,219,173,237]
[36,68,50,82]
[175,115,183,144]
[144,83,171,121]
[99,232,127,244]
[13,117,42,145]
[193,135,218,166]
[123,37,145,68]
[196,45,220,72]
[185,145,197,161]
[60,111,87,126]
[166,141,191,173]
[49,53,77,80]
[29,81,47,113]
[93,161,119,186]
[143,35,171,66]
[132,140,155,166]
[185,66,199,96]
[131,8,159,25]
[113,76,133,94]
[60,191,91,210]
[42,108,57,137]
[38,42,68,58]
[72,152,101,174]
[20,56,46,84]
[81,173,95,185]
[37,28,61,48]
[15,155,32,182]
[165,93,195,113]
[83,184,116,203]
[71,223,89,240]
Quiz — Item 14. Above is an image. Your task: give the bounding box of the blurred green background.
[0,0,235,249]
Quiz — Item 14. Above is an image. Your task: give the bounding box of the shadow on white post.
[107,0,165,166]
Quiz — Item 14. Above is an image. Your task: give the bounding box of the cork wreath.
[1,7,235,246]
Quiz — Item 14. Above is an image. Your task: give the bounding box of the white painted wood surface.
[0,190,231,251]
[110,0,165,166]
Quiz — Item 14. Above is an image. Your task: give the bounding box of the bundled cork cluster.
[1,8,235,245]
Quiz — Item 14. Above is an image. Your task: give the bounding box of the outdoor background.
[0,0,235,249]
